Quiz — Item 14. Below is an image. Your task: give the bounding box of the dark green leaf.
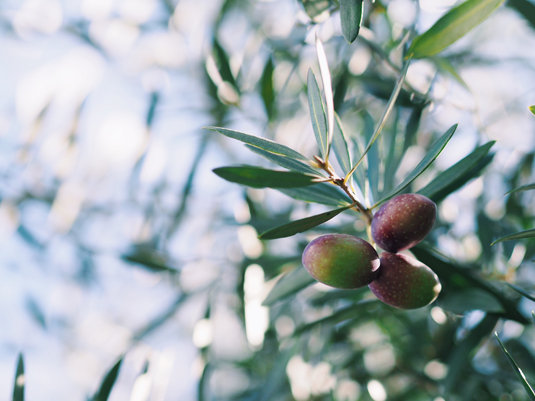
[307,69,329,159]
[411,245,528,324]
[408,0,506,59]
[93,357,123,401]
[418,141,494,201]
[507,0,535,31]
[262,267,316,306]
[507,283,535,302]
[438,288,504,314]
[507,182,535,195]
[491,228,535,246]
[495,333,535,400]
[332,113,352,175]
[298,0,333,20]
[258,205,353,239]
[340,0,364,43]
[261,57,275,121]
[213,166,320,189]
[532,311,535,326]
[122,246,177,273]
[376,124,458,206]
[246,145,321,175]
[530,105,535,115]
[13,353,24,401]
[444,315,499,394]
[212,38,238,90]
[279,183,353,207]
[204,127,308,160]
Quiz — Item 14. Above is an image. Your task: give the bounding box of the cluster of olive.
[302,194,441,309]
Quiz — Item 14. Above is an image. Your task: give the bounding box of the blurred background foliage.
[1,0,535,400]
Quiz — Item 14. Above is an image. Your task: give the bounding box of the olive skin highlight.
[371,194,437,252]
[369,252,441,309]
[302,234,380,289]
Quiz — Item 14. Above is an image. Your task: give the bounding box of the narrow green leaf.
[298,0,333,20]
[495,333,535,400]
[213,166,320,189]
[438,288,504,314]
[93,357,123,401]
[245,145,321,175]
[212,38,238,90]
[293,300,379,335]
[261,57,275,121]
[316,36,335,159]
[204,126,308,160]
[262,267,316,306]
[408,0,506,59]
[418,141,495,201]
[491,228,535,246]
[376,124,458,207]
[443,315,499,394]
[332,113,352,175]
[259,205,353,240]
[345,60,410,181]
[433,57,470,90]
[507,182,535,195]
[340,0,364,43]
[530,105,535,115]
[279,183,353,207]
[307,69,328,159]
[507,283,535,302]
[13,353,24,401]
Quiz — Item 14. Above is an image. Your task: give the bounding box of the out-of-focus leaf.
[507,182,535,195]
[198,362,210,401]
[408,0,506,59]
[316,36,334,158]
[411,245,528,323]
[261,57,275,121]
[438,288,504,314]
[443,315,499,394]
[262,267,315,306]
[212,38,239,90]
[376,124,457,207]
[307,69,329,159]
[507,283,535,302]
[508,0,535,30]
[491,228,535,246]
[530,105,535,115]
[418,141,495,202]
[310,287,367,306]
[404,107,423,152]
[256,347,295,401]
[258,205,352,239]
[25,297,46,329]
[433,57,470,90]
[204,127,308,160]
[246,145,321,175]
[363,111,379,202]
[13,353,24,401]
[346,61,410,181]
[357,73,426,108]
[213,166,321,188]
[332,113,352,175]
[93,356,123,401]
[340,0,364,43]
[279,183,353,207]
[298,0,333,20]
[293,299,380,335]
[122,246,177,273]
[532,311,535,326]
[495,333,535,400]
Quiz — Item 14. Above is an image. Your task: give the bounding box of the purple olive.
[302,234,380,289]
[369,252,441,309]
[371,194,436,252]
